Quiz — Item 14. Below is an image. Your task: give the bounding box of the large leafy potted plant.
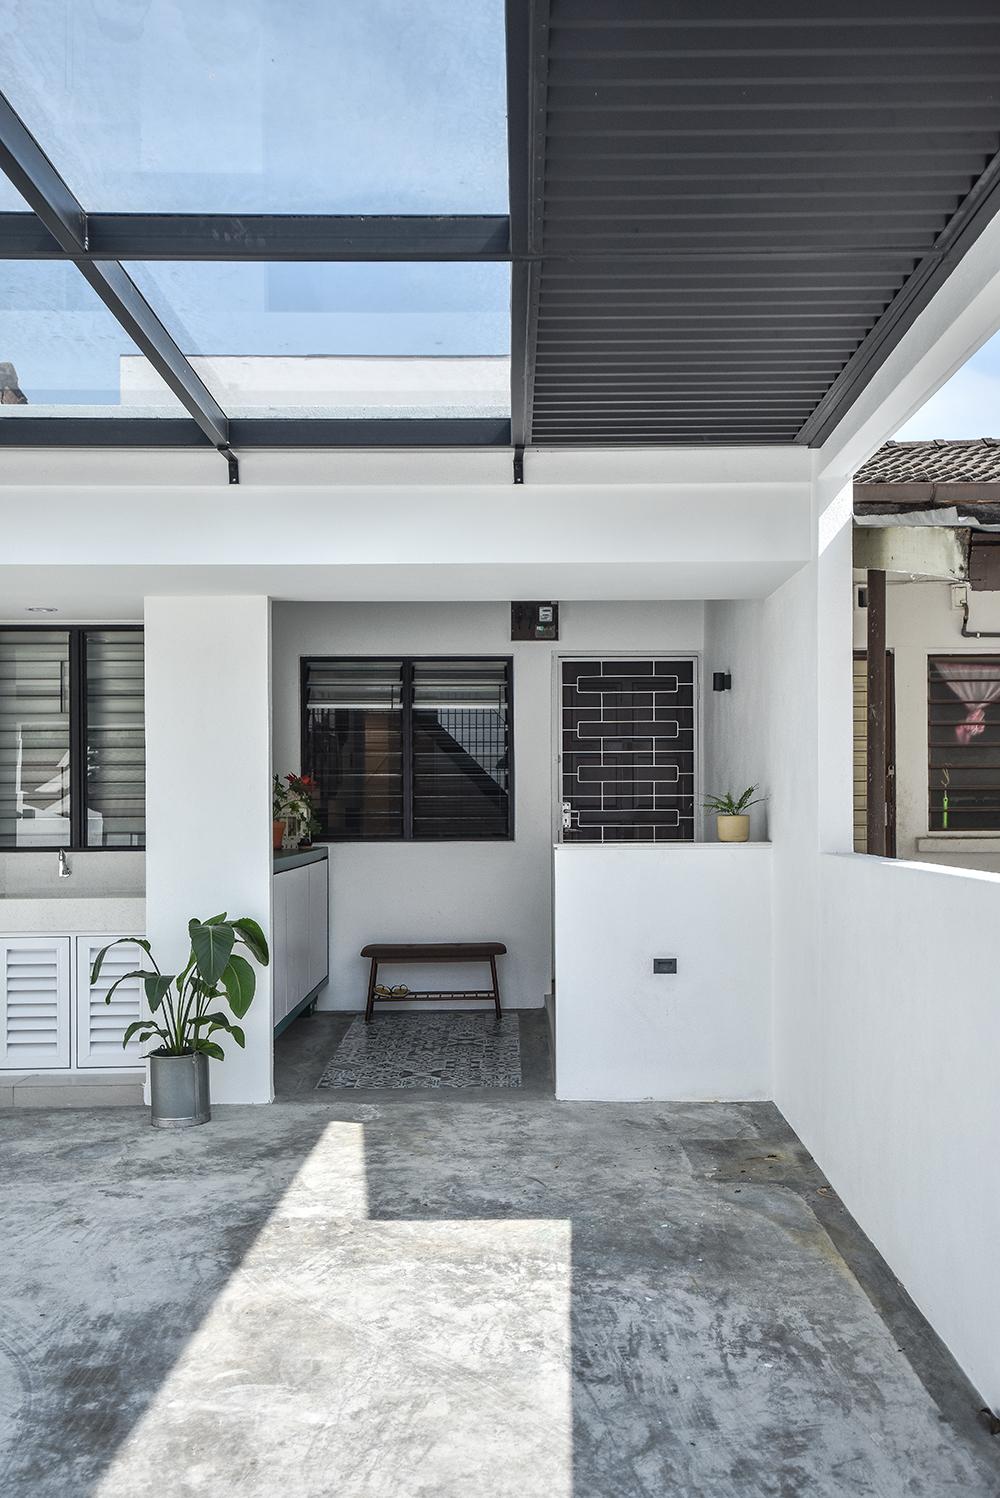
[704,785,763,843]
[91,914,269,1129]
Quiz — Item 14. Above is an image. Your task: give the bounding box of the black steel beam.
[74,260,229,449]
[0,211,61,256]
[0,89,230,451]
[0,212,511,261]
[0,417,511,449]
[505,0,549,447]
[0,418,212,447]
[0,94,85,250]
[226,418,511,448]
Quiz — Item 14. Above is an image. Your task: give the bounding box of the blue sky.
[895,334,1000,440]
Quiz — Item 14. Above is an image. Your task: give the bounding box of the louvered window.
[86,632,145,847]
[303,657,512,841]
[0,628,144,850]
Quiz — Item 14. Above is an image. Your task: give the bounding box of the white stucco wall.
[853,578,1000,872]
[817,853,1000,1406]
[144,597,274,1105]
[773,481,1000,1410]
[553,843,772,1101]
[703,600,772,843]
[270,600,705,1013]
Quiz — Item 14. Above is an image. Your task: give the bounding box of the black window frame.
[0,623,145,853]
[300,654,515,843]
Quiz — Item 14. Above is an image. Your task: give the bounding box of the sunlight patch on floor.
[93,1121,572,1498]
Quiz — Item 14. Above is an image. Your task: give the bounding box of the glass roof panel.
[0,1,508,213]
[124,261,511,418]
[0,179,32,210]
[0,261,182,415]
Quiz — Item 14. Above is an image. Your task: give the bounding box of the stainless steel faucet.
[57,848,70,879]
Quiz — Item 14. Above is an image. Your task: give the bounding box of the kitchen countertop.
[273,846,329,873]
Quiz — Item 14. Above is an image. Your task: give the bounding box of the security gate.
[559,658,696,843]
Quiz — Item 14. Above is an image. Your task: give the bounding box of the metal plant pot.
[149,1051,211,1129]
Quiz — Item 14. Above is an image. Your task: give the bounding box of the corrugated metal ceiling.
[515,0,1000,447]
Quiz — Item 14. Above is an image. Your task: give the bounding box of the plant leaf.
[204,913,227,925]
[221,954,256,1018]
[101,969,159,1005]
[122,1020,160,1045]
[193,1039,225,1061]
[189,920,235,985]
[230,916,269,966]
[204,1017,245,1048]
[143,973,175,1011]
[91,936,156,986]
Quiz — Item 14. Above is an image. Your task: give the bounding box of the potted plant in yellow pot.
[704,785,763,843]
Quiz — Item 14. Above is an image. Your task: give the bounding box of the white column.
[144,596,273,1105]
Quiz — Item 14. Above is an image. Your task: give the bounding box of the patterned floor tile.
[316,1013,522,1090]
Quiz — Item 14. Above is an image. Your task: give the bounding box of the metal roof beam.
[0,417,511,449]
[0,211,511,261]
[506,0,549,447]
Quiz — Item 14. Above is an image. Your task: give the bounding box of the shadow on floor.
[1,1015,998,1497]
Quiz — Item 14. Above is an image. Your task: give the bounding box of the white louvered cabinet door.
[0,937,71,1070]
[76,937,146,1069]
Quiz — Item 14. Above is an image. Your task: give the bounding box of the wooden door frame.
[854,649,896,857]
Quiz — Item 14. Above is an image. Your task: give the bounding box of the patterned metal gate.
[559,658,696,843]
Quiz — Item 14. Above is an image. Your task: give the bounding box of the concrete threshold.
[0,1072,145,1109]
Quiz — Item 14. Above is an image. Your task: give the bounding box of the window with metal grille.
[929,656,1000,832]
[0,627,144,850]
[560,658,696,843]
[302,657,512,841]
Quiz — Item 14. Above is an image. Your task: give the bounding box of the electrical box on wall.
[511,601,559,641]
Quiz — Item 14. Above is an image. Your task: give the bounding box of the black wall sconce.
[712,671,732,692]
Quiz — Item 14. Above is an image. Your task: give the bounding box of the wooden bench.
[360,942,507,1023]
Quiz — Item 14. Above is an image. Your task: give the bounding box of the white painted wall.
[144,597,273,1105]
[270,600,705,1014]
[816,853,1000,1407]
[771,473,1000,1409]
[853,579,1000,872]
[553,844,772,1101]
[702,601,771,843]
[0,458,812,619]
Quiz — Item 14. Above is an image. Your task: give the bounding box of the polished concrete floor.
[2,1012,998,1497]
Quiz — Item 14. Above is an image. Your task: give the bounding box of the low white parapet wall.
[553,843,772,1101]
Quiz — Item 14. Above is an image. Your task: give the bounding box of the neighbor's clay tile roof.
[855,439,1000,486]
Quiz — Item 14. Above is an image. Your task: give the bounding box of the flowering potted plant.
[273,771,320,849]
[91,913,269,1129]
